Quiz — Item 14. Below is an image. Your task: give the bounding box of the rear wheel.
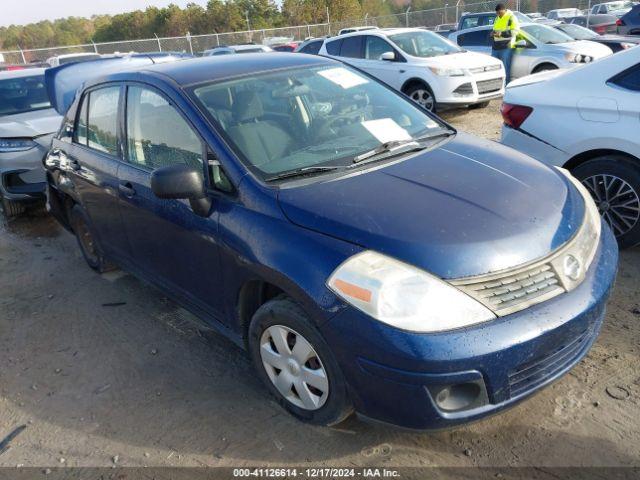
[404,82,436,112]
[571,155,640,249]
[1,196,25,218]
[248,296,353,426]
[69,204,116,272]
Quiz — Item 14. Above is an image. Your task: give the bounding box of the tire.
[1,196,25,218]
[248,296,353,426]
[571,155,640,249]
[469,101,491,109]
[404,82,437,113]
[68,204,116,272]
[532,63,558,74]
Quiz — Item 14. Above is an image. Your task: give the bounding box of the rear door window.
[86,86,120,156]
[339,36,363,58]
[457,30,490,47]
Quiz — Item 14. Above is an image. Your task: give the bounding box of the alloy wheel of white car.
[410,88,435,111]
[259,324,329,410]
[581,174,640,237]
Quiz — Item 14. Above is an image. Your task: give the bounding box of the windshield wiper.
[352,130,454,165]
[265,165,347,182]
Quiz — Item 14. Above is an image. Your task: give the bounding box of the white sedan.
[501,47,640,247]
[319,28,505,112]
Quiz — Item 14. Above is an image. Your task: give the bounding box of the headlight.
[552,168,601,291]
[0,138,37,152]
[564,53,592,63]
[327,251,495,332]
[429,66,466,77]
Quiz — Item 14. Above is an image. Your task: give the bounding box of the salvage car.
[320,28,505,112]
[501,47,640,247]
[450,23,612,79]
[0,68,61,216]
[44,54,617,429]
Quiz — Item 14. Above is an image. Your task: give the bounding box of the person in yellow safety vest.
[491,3,520,84]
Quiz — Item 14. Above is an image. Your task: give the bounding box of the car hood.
[410,50,502,69]
[277,132,585,279]
[556,40,613,57]
[0,108,62,138]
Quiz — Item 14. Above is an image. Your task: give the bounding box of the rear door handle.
[118,182,136,198]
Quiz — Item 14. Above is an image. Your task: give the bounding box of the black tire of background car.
[572,155,640,249]
[404,82,437,113]
[469,101,491,109]
[69,204,117,273]
[248,295,354,426]
[1,196,26,218]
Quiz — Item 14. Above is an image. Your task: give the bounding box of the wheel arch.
[531,61,560,74]
[563,149,640,171]
[401,77,431,94]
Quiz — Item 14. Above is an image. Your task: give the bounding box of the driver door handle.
[118,181,136,198]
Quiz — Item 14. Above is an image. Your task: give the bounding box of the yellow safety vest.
[492,10,519,48]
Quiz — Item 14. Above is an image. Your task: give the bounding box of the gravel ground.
[0,101,638,473]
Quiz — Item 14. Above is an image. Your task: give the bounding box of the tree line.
[0,0,451,50]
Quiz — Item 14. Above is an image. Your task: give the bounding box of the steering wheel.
[313,111,365,141]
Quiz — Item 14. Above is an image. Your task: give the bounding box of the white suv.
[318,28,505,112]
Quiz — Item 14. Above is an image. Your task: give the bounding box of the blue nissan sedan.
[43,53,618,429]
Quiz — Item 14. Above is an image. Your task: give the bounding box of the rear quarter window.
[610,64,640,92]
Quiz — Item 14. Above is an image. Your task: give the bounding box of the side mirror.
[515,39,528,48]
[380,51,396,61]
[151,164,212,217]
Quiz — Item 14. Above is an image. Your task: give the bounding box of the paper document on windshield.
[318,67,368,89]
[361,118,412,144]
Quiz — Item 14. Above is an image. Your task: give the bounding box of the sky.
[0,0,211,27]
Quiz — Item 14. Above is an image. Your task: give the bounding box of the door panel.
[118,85,225,320]
[66,86,130,259]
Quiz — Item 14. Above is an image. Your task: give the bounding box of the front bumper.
[501,125,568,167]
[0,139,51,201]
[435,72,505,106]
[320,223,618,429]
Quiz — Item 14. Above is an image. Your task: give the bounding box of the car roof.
[0,67,46,79]
[332,27,429,40]
[138,53,337,86]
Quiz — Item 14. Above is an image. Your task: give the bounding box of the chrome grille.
[469,65,502,74]
[451,262,565,316]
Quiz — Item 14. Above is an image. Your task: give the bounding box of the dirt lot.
[1,101,639,473]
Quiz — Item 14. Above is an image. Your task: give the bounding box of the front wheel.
[405,83,436,112]
[248,296,353,426]
[572,155,640,249]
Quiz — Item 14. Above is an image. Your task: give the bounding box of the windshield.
[191,65,446,179]
[388,31,461,57]
[557,24,598,40]
[0,74,51,116]
[522,24,574,44]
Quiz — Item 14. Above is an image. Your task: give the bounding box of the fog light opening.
[432,382,484,412]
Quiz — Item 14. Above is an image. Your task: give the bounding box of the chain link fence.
[1,0,599,64]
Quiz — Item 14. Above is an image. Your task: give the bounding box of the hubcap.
[581,174,640,237]
[259,325,329,410]
[410,89,434,111]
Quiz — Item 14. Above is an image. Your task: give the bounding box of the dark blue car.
[44,53,618,429]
